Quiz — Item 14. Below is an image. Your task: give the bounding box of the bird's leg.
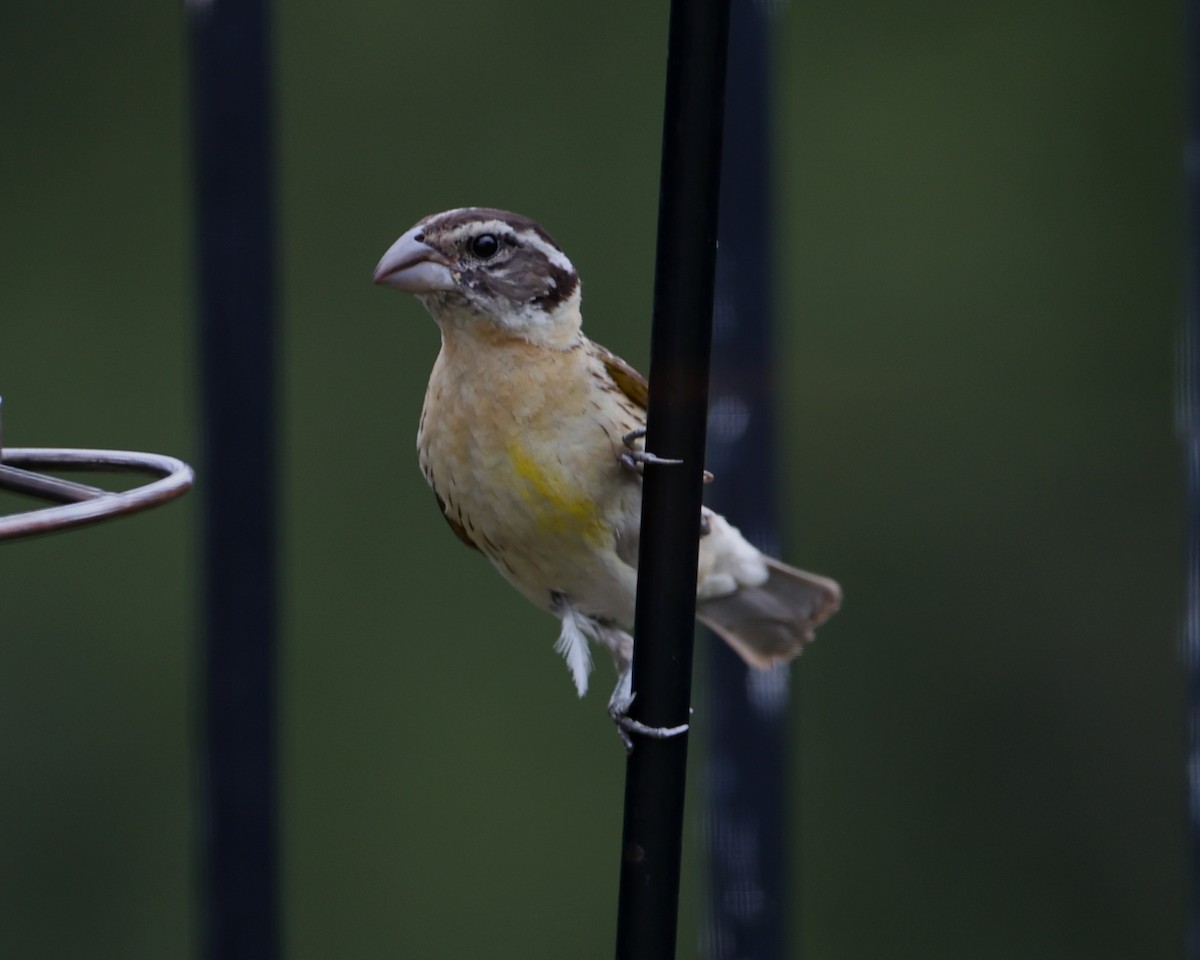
[592,622,689,752]
[619,428,682,474]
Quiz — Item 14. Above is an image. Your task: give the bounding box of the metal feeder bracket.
[0,397,194,542]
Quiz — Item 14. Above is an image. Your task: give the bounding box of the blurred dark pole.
[187,1,279,959]
[1186,0,1200,955]
[703,1,790,958]
[615,0,731,958]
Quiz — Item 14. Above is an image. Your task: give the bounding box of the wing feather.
[589,340,649,411]
[433,490,481,553]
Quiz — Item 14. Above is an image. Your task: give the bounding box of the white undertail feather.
[554,601,595,697]
[696,510,770,600]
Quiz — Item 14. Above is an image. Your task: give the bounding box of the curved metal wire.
[0,448,194,542]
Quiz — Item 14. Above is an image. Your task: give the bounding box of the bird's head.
[374,208,582,345]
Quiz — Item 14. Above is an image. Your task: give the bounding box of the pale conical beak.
[373,227,456,292]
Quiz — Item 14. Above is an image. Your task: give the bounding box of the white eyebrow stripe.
[440,219,514,244]
[517,230,575,274]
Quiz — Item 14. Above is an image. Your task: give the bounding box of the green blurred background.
[0,0,1185,957]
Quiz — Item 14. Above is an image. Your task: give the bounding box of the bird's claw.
[613,715,690,753]
[619,429,715,483]
[620,428,682,475]
[608,690,690,753]
[620,449,684,473]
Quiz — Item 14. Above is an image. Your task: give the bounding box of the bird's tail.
[697,556,841,668]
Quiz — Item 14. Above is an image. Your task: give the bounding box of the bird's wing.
[590,341,649,411]
[433,490,481,553]
[585,340,649,569]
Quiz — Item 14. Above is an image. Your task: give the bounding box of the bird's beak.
[373,227,457,292]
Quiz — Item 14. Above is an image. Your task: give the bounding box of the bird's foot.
[619,428,714,483]
[619,428,682,475]
[608,689,690,753]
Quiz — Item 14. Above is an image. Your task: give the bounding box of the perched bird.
[374,207,840,743]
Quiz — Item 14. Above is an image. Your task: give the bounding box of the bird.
[373,207,841,745]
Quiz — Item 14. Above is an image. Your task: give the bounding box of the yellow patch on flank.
[506,439,606,543]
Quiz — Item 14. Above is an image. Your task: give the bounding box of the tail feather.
[697,557,841,668]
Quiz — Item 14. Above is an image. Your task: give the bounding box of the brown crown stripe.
[433,207,562,252]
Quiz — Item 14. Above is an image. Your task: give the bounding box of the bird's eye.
[469,233,500,260]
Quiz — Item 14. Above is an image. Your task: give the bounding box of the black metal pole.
[704,1,789,958]
[615,1,731,958]
[187,1,279,959]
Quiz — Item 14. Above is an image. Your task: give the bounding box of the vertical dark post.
[1186,1,1200,952]
[615,1,731,959]
[704,2,789,958]
[187,1,279,959]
